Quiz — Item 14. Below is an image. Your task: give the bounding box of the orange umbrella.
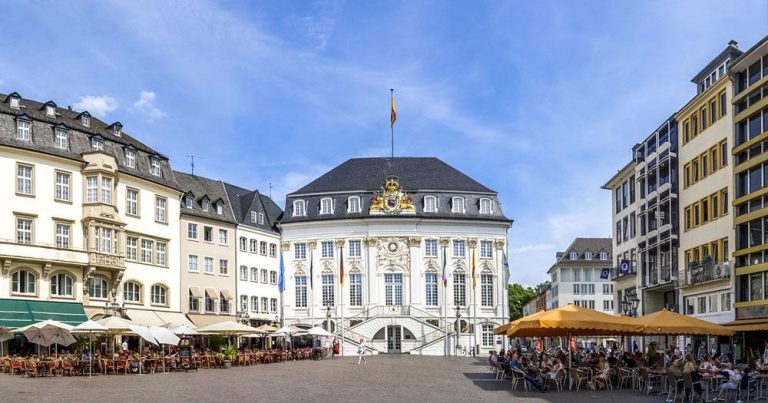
[506,304,642,337]
[494,310,548,335]
[631,309,733,336]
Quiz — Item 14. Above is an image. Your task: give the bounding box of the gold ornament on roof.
[370,176,416,215]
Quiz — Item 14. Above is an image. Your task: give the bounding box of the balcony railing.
[611,261,637,280]
[686,259,730,286]
[88,252,125,269]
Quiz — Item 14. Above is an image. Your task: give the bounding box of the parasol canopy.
[149,326,180,345]
[195,320,261,335]
[506,304,643,337]
[15,320,76,346]
[494,310,548,335]
[128,324,159,346]
[171,325,199,336]
[96,316,135,333]
[307,326,333,337]
[630,309,733,336]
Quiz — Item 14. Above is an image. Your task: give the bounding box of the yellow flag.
[390,91,397,128]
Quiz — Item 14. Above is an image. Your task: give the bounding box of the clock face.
[387,242,398,252]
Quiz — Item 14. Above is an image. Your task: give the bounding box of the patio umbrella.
[196,321,261,348]
[150,326,180,373]
[129,324,158,375]
[631,309,733,336]
[96,316,135,357]
[73,320,107,378]
[307,326,333,337]
[171,325,199,336]
[254,324,278,332]
[495,310,548,335]
[16,320,76,356]
[272,325,299,336]
[0,327,13,356]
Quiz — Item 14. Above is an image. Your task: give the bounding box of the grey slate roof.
[222,182,282,234]
[175,171,237,224]
[548,238,612,273]
[0,92,179,190]
[282,157,510,224]
[690,41,743,84]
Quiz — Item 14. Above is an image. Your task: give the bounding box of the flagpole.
[473,246,477,357]
[442,243,448,357]
[310,248,315,327]
[340,244,345,357]
[390,89,395,159]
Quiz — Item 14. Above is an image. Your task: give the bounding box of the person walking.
[357,339,367,365]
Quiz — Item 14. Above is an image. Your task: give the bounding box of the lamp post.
[103,299,125,317]
[325,306,332,332]
[455,306,461,356]
[236,309,249,324]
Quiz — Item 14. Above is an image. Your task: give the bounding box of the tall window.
[250,267,258,282]
[203,226,213,242]
[126,237,138,261]
[453,239,466,257]
[216,203,223,215]
[318,241,332,258]
[101,177,112,204]
[320,198,333,214]
[239,266,247,281]
[126,189,139,216]
[424,239,438,257]
[269,243,277,257]
[55,223,70,249]
[220,293,230,313]
[451,197,465,213]
[479,240,493,258]
[250,239,258,253]
[188,255,198,272]
[16,119,30,141]
[86,176,98,203]
[81,114,90,127]
[348,196,361,213]
[125,148,136,168]
[218,229,228,245]
[479,198,492,214]
[453,273,466,306]
[295,243,307,260]
[89,277,108,299]
[295,276,308,307]
[123,282,141,303]
[261,269,268,283]
[293,200,306,217]
[55,128,68,149]
[481,324,494,347]
[424,196,437,213]
[150,158,161,176]
[156,242,166,266]
[481,274,493,306]
[270,271,277,284]
[189,290,200,312]
[151,285,167,305]
[50,273,73,297]
[205,294,215,312]
[425,273,438,306]
[16,164,33,195]
[348,240,361,257]
[250,296,259,312]
[239,237,247,251]
[204,257,214,274]
[140,239,153,263]
[270,298,277,313]
[240,295,248,311]
[260,241,267,255]
[261,297,268,312]
[385,273,403,306]
[11,270,36,294]
[349,273,362,306]
[321,273,335,306]
[16,217,32,244]
[187,223,197,239]
[155,197,166,222]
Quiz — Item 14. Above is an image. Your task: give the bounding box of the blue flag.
[278,251,285,293]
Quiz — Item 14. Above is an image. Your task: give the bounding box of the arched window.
[123,281,142,303]
[320,198,333,215]
[451,197,465,213]
[293,200,306,217]
[50,273,74,297]
[11,269,36,294]
[479,198,493,214]
[151,284,168,305]
[89,277,109,300]
[424,196,437,213]
[347,196,361,213]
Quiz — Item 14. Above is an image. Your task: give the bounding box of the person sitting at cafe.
[81,349,91,361]
[683,354,703,399]
[545,358,564,380]
[713,366,742,401]
[667,357,683,377]
[507,354,546,393]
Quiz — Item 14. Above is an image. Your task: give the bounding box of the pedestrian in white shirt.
[357,339,367,365]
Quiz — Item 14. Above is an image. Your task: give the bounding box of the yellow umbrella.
[507,304,643,337]
[494,310,548,335]
[631,309,733,336]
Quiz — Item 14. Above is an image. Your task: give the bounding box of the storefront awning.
[155,311,196,329]
[188,313,235,328]
[125,309,166,327]
[0,298,87,328]
[205,288,217,299]
[189,287,203,298]
[723,319,768,332]
[220,289,233,300]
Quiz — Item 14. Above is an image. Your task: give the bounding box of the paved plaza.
[0,355,663,403]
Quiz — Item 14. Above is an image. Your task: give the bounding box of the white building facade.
[548,238,614,314]
[279,158,511,355]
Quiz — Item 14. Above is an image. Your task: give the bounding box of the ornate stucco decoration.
[293,260,307,271]
[376,237,411,272]
[369,176,416,215]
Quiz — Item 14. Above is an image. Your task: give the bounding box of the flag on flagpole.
[502,251,510,285]
[309,249,314,289]
[441,244,448,287]
[471,247,477,289]
[339,245,345,287]
[390,91,397,128]
[278,251,285,293]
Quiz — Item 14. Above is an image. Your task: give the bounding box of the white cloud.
[132,90,167,122]
[72,95,118,117]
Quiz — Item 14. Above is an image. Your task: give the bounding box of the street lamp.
[325,306,332,332]
[455,306,462,356]
[103,299,125,317]
[236,309,249,324]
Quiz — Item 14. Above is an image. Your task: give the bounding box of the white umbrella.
[195,321,261,335]
[17,320,75,355]
[273,325,298,336]
[150,326,179,374]
[96,316,135,357]
[128,324,158,375]
[45,327,76,347]
[307,326,333,337]
[171,325,199,336]
[73,321,107,378]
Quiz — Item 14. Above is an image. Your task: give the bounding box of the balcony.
[611,261,637,281]
[88,252,125,269]
[686,258,730,286]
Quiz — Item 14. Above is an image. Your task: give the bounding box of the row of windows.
[571,283,613,296]
[187,223,229,244]
[697,60,729,94]
[683,188,729,231]
[614,175,636,214]
[615,212,637,245]
[188,290,231,314]
[292,196,494,217]
[738,272,768,303]
[13,216,74,249]
[684,292,732,316]
[182,195,227,215]
[292,239,496,260]
[126,235,168,267]
[187,255,229,275]
[684,237,729,267]
[735,55,768,95]
[293,272,495,308]
[681,90,727,145]
[553,267,611,282]
[735,107,768,148]
[238,266,278,284]
[682,140,728,189]
[238,295,278,314]
[566,250,608,261]
[238,237,278,257]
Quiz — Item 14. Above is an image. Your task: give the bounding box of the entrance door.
[386,325,401,353]
[384,273,403,306]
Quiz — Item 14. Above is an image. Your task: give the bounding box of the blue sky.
[1,1,767,287]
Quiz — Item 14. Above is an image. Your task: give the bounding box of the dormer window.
[55,128,68,149]
[479,198,493,214]
[585,251,593,260]
[424,196,437,213]
[124,148,136,168]
[150,158,161,176]
[347,196,361,213]
[9,96,20,109]
[451,197,465,213]
[80,114,90,127]
[250,211,257,222]
[599,251,608,260]
[293,200,306,217]
[184,196,192,209]
[202,199,209,212]
[216,202,223,215]
[91,136,104,150]
[569,251,578,260]
[45,105,55,117]
[110,122,122,137]
[258,213,264,225]
[320,198,333,215]
[16,118,31,141]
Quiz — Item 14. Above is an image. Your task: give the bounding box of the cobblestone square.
[0,356,662,403]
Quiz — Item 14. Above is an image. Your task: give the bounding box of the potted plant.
[219,345,237,368]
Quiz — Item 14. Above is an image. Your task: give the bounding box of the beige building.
[176,172,237,327]
[678,42,741,329]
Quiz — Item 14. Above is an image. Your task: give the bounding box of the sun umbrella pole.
[89,331,92,378]
[568,331,572,368]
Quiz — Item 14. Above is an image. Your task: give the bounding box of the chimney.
[728,40,739,49]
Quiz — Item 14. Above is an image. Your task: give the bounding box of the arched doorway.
[373,325,415,353]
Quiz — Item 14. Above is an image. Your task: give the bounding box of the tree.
[507,283,537,321]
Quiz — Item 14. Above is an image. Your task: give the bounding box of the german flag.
[390,90,397,128]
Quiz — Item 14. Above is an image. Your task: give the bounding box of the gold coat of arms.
[370,177,416,215]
